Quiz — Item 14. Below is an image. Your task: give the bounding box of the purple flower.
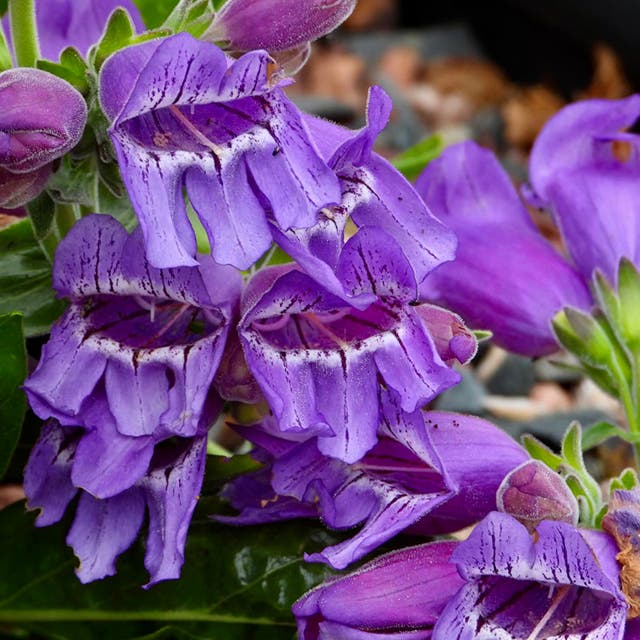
[273,86,457,303]
[4,0,145,61]
[293,541,465,639]
[0,68,86,208]
[238,264,475,462]
[24,214,240,439]
[415,140,593,356]
[100,33,340,269]
[435,511,627,639]
[218,409,527,569]
[24,416,208,586]
[207,0,356,53]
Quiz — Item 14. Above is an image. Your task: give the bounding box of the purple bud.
[207,0,356,52]
[0,68,87,173]
[497,459,579,531]
[0,163,51,209]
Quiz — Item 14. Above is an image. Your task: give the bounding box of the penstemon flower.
[238,262,475,462]
[24,416,210,586]
[100,33,341,269]
[219,409,528,569]
[24,214,240,438]
[415,95,640,357]
[435,512,629,639]
[273,86,457,303]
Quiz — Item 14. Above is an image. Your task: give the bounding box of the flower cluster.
[10,1,640,637]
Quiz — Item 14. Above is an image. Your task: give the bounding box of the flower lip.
[80,294,224,350]
[250,301,398,351]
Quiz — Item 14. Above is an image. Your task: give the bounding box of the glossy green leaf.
[0,501,336,638]
[392,135,442,180]
[0,219,65,336]
[0,313,27,479]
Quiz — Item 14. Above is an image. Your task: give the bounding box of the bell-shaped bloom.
[497,459,579,532]
[100,33,340,269]
[239,260,475,462]
[0,68,86,208]
[24,214,240,440]
[218,408,527,569]
[529,95,640,285]
[416,141,593,356]
[293,541,465,640]
[435,511,628,639]
[207,0,356,53]
[4,0,145,61]
[24,417,208,586]
[273,86,457,304]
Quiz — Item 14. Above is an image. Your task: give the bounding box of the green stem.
[9,0,40,67]
[0,22,13,71]
[54,203,79,237]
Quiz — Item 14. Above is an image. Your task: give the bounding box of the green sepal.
[162,0,215,38]
[521,434,563,470]
[90,8,170,71]
[0,313,27,479]
[37,47,90,94]
[472,329,493,343]
[392,135,443,181]
[609,467,639,492]
[617,258,640,349]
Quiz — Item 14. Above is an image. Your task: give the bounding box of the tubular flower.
[415,140,592,356]
[0,68,87,208]
[24,214,241,439]
[416,95,640,357]
[24,416,209,586]
[293,542,465,640]
[434,511,628,639]
[100,33,341,269]
[238,261,475,462]
[218,409,528,569]
[273,86,457,305]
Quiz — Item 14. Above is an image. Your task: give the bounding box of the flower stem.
[9,0,40,67]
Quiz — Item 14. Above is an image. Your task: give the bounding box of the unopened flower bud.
[0,68,87,173]
[497,459,578,531]
[207,0,356,52]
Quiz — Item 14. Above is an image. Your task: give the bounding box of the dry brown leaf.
[581,43,631,100]
[502,85,565,149]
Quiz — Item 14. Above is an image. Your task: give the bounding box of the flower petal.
[66,488,146,584]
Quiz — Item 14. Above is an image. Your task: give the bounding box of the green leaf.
[581,421,640,450]
[472,329,493,343]
[0,502,336,638]
[0,219,65,336]
[609,467,639,492]
[0,314,27,479]
[391,135,443,180]
[617,258,640,348]
[521,434,563,470]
